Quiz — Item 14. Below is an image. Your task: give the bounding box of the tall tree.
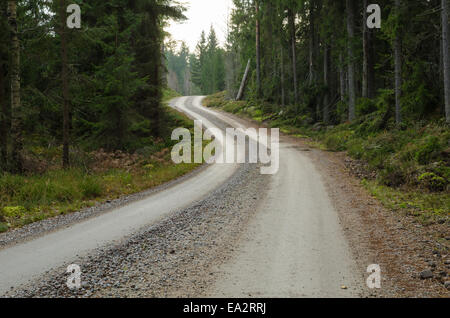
[323,44,330,123]
[8,0,22,172]
[59,0,70,168]
[394,0,402,125]
[443,0,450,123]
[288,8,298,104]
[362,0,376,99]
[255,0,261,98]
[0,1,8,170]
[309,0,316,84]
[346,0,356,121]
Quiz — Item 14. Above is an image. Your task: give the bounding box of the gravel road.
[2,96,367,298]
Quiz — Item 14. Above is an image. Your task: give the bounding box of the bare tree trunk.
[280,47,285,106]
[323,45,330,124]
[60,0,70,168]
[362,0,376,98]
[346,0,356,121]
[255,0,261,99]
[368,30,376,98]
[236,59,251,101]
[8,0,22,173]
[339,52,346,102]
[308,0,315,85]
[0,4,6,170]
[394,0,402,125]
[362,0,369,98]
[443,0,450,123]
[288,8,298,104]
[0,58,5,170]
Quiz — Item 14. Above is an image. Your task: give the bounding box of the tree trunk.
[0,58,5,170]
[309,0,315,85]
[236,59,251,101]
[60,0,70,168]
[339,52,346,102]
[280,47,285,106]
[362,0,369,98]
[394,0,402,125]
[362,0,376,98]
[323,45,330,124]
[0,4,6,170]
[288,8,298,104]
[255,0,261,99]
[368,30,376,98]
[8,0,22,173]
[443,0,450,123]
[346,0,356,121]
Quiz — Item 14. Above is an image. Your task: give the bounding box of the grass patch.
[362,180,449,225]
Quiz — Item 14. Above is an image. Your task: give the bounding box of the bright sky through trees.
[166,0,234,51]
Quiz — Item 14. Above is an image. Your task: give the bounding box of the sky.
[165,0,234,53]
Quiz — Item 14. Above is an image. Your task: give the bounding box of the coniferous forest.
[0,1,196,231]
[0,0,185,172]
[0,0,449,230]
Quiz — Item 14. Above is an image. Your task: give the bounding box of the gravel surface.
[285,135,450,297]
[2,99,448,298]
[0,165,209,250]
[211,110,449,298]
[3,163,269,298]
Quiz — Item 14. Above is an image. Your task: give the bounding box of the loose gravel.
[0,164,209,250]
[3,163,269,298]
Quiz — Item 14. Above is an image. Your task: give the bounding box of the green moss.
[418,172,447,192]
[2,206,27,218]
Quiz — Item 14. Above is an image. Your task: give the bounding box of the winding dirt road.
[0,96,365,297]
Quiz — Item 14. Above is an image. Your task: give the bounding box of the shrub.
[323,130,354,151]
[356,98,377,117]
[347,138,365,160]
[379,163,406,187]
[415,136,442,165]
[2,206,27,218]
[80,177,103,199]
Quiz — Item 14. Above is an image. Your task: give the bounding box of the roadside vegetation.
[204,92,449,225]
[189,0,450,226]
[0,1,197,233]
[0,90,202,232]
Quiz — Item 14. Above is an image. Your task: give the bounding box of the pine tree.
[443,0,450,123]
[8,0,22,172]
